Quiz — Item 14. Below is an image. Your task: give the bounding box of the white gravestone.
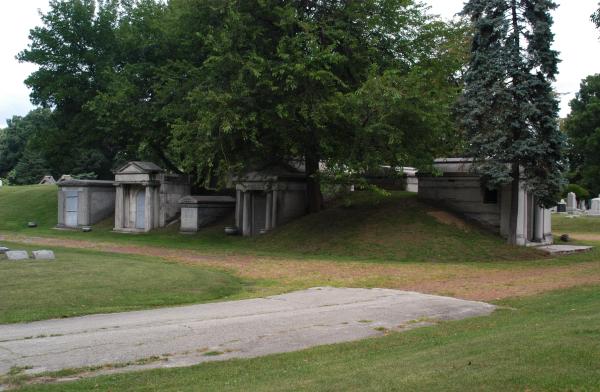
[589,198,600,216]
[6,251,29,260]
[32,250,55,260]
[580,200,587,211]
[567,192,577,214]
[0,246,10,254]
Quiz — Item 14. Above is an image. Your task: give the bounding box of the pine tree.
[457,0,566,245]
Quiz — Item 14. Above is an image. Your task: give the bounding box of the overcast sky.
[1,0,599,128]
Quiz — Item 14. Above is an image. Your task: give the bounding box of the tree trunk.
[508,162,520,245]
[305,152,322,213]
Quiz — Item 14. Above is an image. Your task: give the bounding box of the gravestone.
[32,250,56,260]
[567,192,577,214]
[589,198,600,216]
[580,200,587,211]
[557,199,567,213]
[6,251,29,260]
[0,246,10,254]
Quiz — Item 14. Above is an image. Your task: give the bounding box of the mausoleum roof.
[115,161,164,174]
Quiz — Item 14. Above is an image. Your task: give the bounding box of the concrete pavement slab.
[0,287,495,377]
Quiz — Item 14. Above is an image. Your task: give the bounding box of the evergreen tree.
[457,0,566,244]
[593,4,600,30]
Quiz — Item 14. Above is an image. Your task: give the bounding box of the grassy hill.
[0,185,540,263]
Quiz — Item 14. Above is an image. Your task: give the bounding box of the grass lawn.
[0,242,248,324]
[12,285,600,391]
[0,185,541,263]
[553,213,600,240]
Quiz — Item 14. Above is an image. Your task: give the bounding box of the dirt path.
[3,234,600,302]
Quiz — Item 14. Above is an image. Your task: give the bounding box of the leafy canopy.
[562,74,600,196]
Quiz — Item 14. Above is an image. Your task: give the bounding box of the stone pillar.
[235,190,243,229]
[144,186,153,232]
[242,192,251,236]
[515,183,527,246]
[543,208,552,243]
[114,186,124,230]
[265,192,273,231]
[567,192,577,214]
[271,190,278,229]
[534,205,544,242]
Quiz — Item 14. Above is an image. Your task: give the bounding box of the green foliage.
[562,74,600,195]
[456,0,566,208]
[593,4,600,30]
[18,0,470,190]
[0,109,54,178]
[563,184,590,200]
[7,149,51,185]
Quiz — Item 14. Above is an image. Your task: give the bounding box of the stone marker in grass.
[6,251,29,260]
[0,246,10,254]
[32,250,55,260]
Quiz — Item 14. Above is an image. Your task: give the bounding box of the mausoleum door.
[135,190,146,229]
[65,191,79,227]
[251,192,267,235]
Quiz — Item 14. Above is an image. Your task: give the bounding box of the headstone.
[0,246,10,254]
[579,200,587,211]
[557,199,567,213]
[6,251,29,260]
[81,226,92,232]
[28,221,38,228]
[32,250,55,260]
[589,198,600,216]
[0,179,3,187]
[567,192,577,214]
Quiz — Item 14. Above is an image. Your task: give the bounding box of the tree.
[592,3,600,30]
[170,0,469,211]
[562,74,600,196]
[0,108,55,178]
[457,0,566,244]
[7,149,51,185]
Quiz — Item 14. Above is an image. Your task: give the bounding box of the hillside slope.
[0,186,540,262]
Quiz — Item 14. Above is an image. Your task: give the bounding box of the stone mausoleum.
[179,195,236,233]
[418,158,552,246]
[113,162,190,233]
[234,166,308,236]
[57,179,115,228]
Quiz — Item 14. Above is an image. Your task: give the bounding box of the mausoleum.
[418,158,552,246]
[57,179,115,228]
[234,166,308,236]
[113,162,190,233]
[179,195,236,233]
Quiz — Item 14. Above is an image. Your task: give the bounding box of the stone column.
[114,186,124,230]
[242,192,251,236]
[515,183,527,246]
[265,192,273,231]
[271,190,278,229]
[144,186,153,232]
[543,208,552,243]
[533,205,544,242]
[235,190,243,229]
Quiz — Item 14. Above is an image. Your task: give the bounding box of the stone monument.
[566,192,577,214]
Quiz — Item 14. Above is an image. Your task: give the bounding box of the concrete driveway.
[0,287,495,377]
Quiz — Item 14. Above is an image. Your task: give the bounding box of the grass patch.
[0,242,248,324]
[0,185,540,263]
[13,285,600,391]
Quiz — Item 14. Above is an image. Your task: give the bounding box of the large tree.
[562,74,600,196]
[593,3,600,30]
[457,0,566,244]
[169,0,469,211]
[0,108,55,179]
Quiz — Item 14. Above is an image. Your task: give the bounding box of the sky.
[0,1,599,128]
